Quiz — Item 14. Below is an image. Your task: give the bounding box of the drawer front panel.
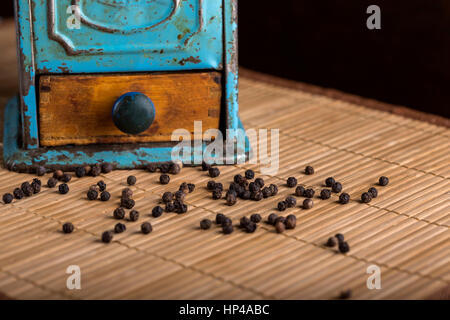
[32,0,223,74]
[39,72,222,146]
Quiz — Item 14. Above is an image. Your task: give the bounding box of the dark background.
[1,1,449,118]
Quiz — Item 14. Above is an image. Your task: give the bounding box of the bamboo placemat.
[0,20,449,300]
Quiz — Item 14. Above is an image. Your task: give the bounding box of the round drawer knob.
[112,92,156,135]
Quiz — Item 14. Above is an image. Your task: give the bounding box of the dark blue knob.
[112,92,156,135]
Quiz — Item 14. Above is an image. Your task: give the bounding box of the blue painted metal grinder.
[5,0,246,172]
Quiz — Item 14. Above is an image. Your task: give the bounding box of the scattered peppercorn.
[338,289,352,300]
[285,214,297,229]
[250,214,262,223]
[114,207,126,220]
[305,166,314,175]
[200,219,212,230]
[160,163,170,173]
[254,178,265,188]
[201,161,211,171]
[58,183,69,195]
[221,217,232,227]
[361,192,372,203]
[152,206,164,218]
[249,182,260,193]
[13,188,24,199]
[325,177,335,187]
[226,193,237,206]
[275,221,285,233]
[320,189,331,200]
[275,216,286,225]
[35,166,46,176]
[262,187,272,198]
[286,177,297,188]
[304,188,315,199]
[101,162,113,174]
[335,233,345,243]
[169,163,181,175]
[47,177,57,188]
[239,216,250,228]
[97,180,107,192]
[129,210,140,222]
[165,202,175,213]
[234,174,244,185]
[269,184,278,196]
[222,224,234,235]
[212,189,222,200]
[293,186,304,197]
[21,182,32,195]
[303,198,314,209]
[31,181,41,194]
[339,241,350,254]
[75,167,86,178]
[245,222,257,233]
[206,180,216,191]
[240,190,251,200]
[91,165,102,177]
[162,192,173,203]
[175,203,188,214]
[122,188,133,199]
[325,237,336,247]
[62,222,74,234]
[339,193,350,204]
[209,167,220,178]
[141,222,153,234]
[216,213,225,224]
[127,175,137,186]
[268,213,278,225]
[379,176,389,186]
[102,231,113,243]
[285,196,297,208]
[61,173,72,183]
[53,170,64,180]
[252,191,263,201]
[100,191,111,202]
[278,201,287,211]
[3,193,13,204]
[245,169,255,180]
[331,182,342,193]
[160,174,170,185]
[121,198,135,209]
[33,178,42,186]
[114,223,126,234]
[187,183,195,193]
[175,190,185,202]
[368,187,378,198]
[147,164,157,173]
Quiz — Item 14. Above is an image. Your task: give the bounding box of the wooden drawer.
[38,72,222,146]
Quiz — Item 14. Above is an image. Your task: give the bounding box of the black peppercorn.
[262,187,272,198]
[226,193,237,206]
[255,178,264,188]
[285,214,297,229]
[47,177,57,188]
[368,187,378,198]
[165,202,175,213]
[269,184,278,196]
[221,217,232,227]
[114,207,126,220]
[35,166,46,176]
[53,170,64,180]
[100,191,111,202]
[97,180,107,192]
[209,167,220,178]
[169,163,181,175]
[275,216,286,225]
[201,161,211,171]
[62,222,74,234]
[278,201,287,211]
[216,213,225,224]
[325,237,336,247]
[129,210,140,222]
[174,190,185,202]
[267,213,278,225]
[61,173,72,183]
[22,184,33,197]
[295,185,305,197]
[58,183,69,195]
[339,193,350,204]
[13,188,24,199]
[275,221,285,233]
[177,182,188,194]
[75,167,86,178]
[325,177,335,187]
[3,193,13,204]
[287,177,297,188]
[175,203,188,214]
[207,180,216,191]
[285,196,297,208]
[141,222,153,234]
[152,206,164,218]
[91,165,102,177]
[32,178,42,186]
[31,181,41,194]
[160,163,170,174]
[127,175,137,186]
[331,182,342,193]
[101,162,113,174]
[379,176,389,186]
[212,189,222,200]
[200,219,212,230]
[335,233,345,243]
[114,223,126,234]
[245,169,255,180]
[222,224,234,235]
[361,192,372,203]
[250,214,262,223]
[303,198,313,209]
[234,174,244,184]
[147,163,157,173]
[249,182,260,193]
[240,190,251,200]
[187,183,195,193]
[304,188,315,199]
[320,189,331,200]
[160,174,170,185]
[87,189,98,200]
[339,241,350,254]
[121,198,135,209]
[251,191,263,201]
[162,192,173,203]
[102,231,114,243]
[122,188,133,199]
[305,166,314,175]
[245,222,257,233]
[239,216,250,229]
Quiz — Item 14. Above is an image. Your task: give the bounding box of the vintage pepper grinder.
[4,0,246,171]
